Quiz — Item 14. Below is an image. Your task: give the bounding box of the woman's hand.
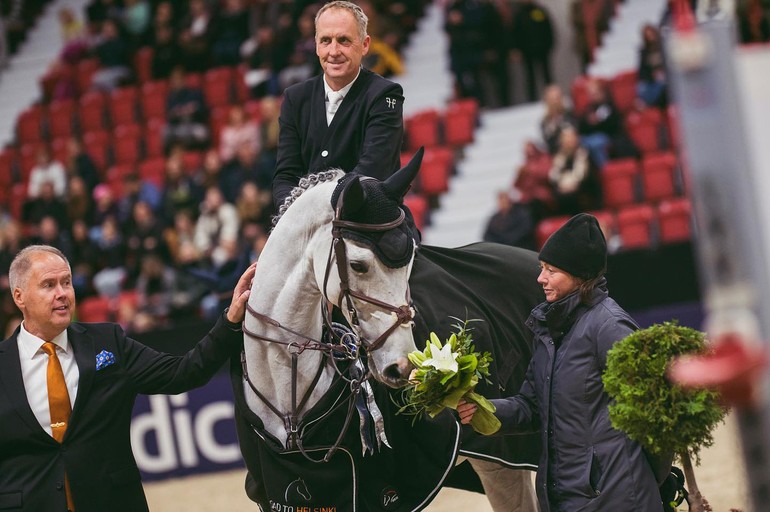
[456,399,478,425]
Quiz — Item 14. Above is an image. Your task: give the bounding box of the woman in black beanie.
[458,213,662,512]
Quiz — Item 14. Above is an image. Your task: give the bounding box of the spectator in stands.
[194,186,240,270]
[90,183,119,229]
[90,18,132,91]
[123,200,168,283]
[70,219,100,297]
[66,175,95,227]
[164,66,210,151]
[194,148,225,191]
[22,182,68,230]
[63,137,100,191]
[161,153,203,225]
[150,24,182,80]
[514,140,556,219]
[164,209,201,267]
[257,95,281,178]
[27,147,67,199]
[211,0,250,66]
[576,77,622,169]
[124,253,176,333]
[116,172,163,226]
[30,216,74,261]
[0,220,24,280]
[570,0,613,73]
[511,0,555,103]
[149,0,175,39]
[483,189,537,250]
[636,24,668,109]
[85,0,123,30]
[278,13,319,91]
[91,215,127,298]
[359,0,404,79]
[178,0,214,72]
[738,0,770,43]
[120,0,151,48]
[272,0,405,211]
[540,84,576,155]
[219,104,261,164]
[444,0,507,108]
[548,126,599,216]
[240,26,285,99]
[236,181,273,232]
[58,6,84,44]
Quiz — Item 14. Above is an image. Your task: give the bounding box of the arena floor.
[145,412,750,511]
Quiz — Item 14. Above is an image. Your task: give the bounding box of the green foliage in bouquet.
[396,319,501,435]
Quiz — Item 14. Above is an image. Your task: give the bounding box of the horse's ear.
[382,147,423,201]
[338,174,366,218]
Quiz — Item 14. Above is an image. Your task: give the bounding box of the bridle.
[241,183,415,459]
[322,197,415,353]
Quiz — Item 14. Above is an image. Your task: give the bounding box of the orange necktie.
[42,342,75,511]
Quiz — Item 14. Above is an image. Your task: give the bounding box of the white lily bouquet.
[397,319,501,435]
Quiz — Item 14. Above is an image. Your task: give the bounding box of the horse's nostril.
[382,356,412,386]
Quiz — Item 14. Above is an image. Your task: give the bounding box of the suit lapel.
[68,323,95,429]
[0,332,53,436]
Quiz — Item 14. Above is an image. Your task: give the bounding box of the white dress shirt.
[17,323,79,436]
[324,71,359,126]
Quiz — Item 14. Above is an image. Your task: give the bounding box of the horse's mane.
[271,169,344,229]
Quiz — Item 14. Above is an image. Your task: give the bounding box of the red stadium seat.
[112,124,142,164]
[16,105,44,144]
[608,70,638,113]
[600,158,639,208]
[0,148,18,188]
[244,99,263,123]
[138,157,166,188]
[535,215,571,250]
[144,118,166,159]
[203,67,235,108]
[76,58,100,94]
[617,204,656,249]
[82,130,111,171]
[8,183,27,219]
[625,108,665,154]
[18,143,46,183]
[658,197,692,243]
[182,150,204,174]
[235,64,251,103]
[570,75,592,116]
[403,193,429,231]
[47,99,76,139]
[405,109,440,151]
[133,46,154,84]
[442,101,476,147]
[184,72,203,90]
[140,80,168,121]
[78,296,114,322]
[109,86,139,127]
[210,105,232,146]
[641,151,678,202]
[419,146,453,195]
[50,137,71,165]
[78,91,107,133]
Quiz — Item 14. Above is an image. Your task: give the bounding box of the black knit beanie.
[539,213,607,280]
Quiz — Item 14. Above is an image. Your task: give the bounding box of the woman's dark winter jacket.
[491,279,661,512]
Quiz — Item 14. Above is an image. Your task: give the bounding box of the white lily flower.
[422,342,459,373]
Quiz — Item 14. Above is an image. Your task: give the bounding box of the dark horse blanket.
[230,242,543,511]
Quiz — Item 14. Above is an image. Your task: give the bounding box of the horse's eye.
[350,261,368,273]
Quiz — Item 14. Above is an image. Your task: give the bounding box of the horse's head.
[316,150,424,388]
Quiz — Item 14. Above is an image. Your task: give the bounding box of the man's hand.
[226,262,257,324]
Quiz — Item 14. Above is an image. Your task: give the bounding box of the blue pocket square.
[96,350,115,371]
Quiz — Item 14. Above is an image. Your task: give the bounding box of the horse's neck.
[243,186,336,447]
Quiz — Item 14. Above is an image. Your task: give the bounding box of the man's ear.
[12,288,24,311]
